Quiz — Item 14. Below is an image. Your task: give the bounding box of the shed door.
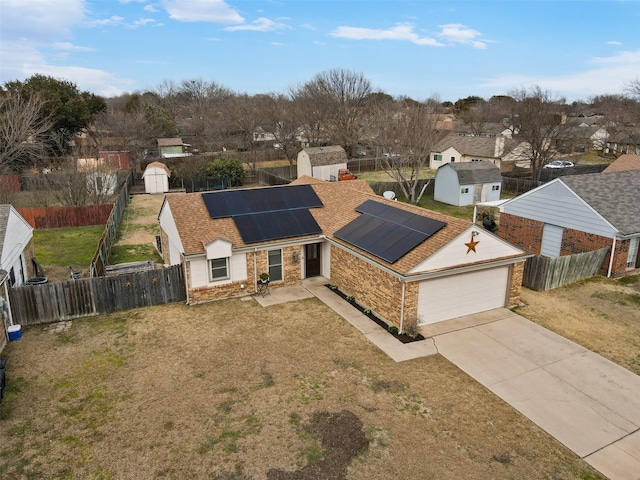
[541,224,563,257]
[417,267,509,326]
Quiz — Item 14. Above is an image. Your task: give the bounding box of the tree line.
[2,70,639,203]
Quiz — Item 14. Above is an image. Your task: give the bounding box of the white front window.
[209,258,229,281]
[268,249,283,282]
[627,237,639,269]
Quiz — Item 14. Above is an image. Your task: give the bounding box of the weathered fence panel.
[523,247,610,291]
[8,264,185,326]
[17,204,114,229]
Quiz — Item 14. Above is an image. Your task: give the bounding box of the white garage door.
[417,267,509,325]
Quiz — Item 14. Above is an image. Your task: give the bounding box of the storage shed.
[297,146,348,181]
[434,161,502,206]
[143,162,171,194]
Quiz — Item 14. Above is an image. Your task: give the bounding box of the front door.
[305,243,321,278]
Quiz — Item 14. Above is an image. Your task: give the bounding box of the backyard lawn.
[0,294,604,479]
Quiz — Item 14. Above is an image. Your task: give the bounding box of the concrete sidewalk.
[254,279,640,480]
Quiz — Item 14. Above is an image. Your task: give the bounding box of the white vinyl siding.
[417,267,509,325]
[541,224,563,257]
[501,180,616,239]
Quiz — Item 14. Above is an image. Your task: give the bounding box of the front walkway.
[254,278,640,480]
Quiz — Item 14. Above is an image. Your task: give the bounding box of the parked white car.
[544,160,574,169]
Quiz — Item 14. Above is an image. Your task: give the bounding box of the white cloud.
[438,24,487,49]
[607,40,622,46]
[330,23,443,46]
[0,40,132,96]
[53,42,95,53]
[162,0,243,23]
[224,17,290,32]
[0,0,87,40]
[481,49,640,100]
[89,15,156,29]
[144,4,158,12]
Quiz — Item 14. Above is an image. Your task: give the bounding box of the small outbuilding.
[434,161,502,206]
[297,146,348,181]
[143,162,171,194]
[0,205,35,286]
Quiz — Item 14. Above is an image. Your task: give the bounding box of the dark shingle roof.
[561,170,640,235]
[433,133,519,158]
[445,161,502,184]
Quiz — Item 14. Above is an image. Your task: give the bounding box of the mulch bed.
[325,284,425,344]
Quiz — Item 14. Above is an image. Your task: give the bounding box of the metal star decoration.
[465,236,479,254]
[124,280,132,287]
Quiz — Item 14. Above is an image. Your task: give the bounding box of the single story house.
[158,138,192,158]
[434,161,502,207]
[297,146,348,181]
[143,162,171,194]
[498,170,640,277]
[158,177,528,329]
[430,133,529,172]
[0,205,35,287]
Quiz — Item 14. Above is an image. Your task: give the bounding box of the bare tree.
[508,86,567,181]
[259,94,302,170]
[291,69,373,150]
[0,92,53,174]
[369,99,444,203]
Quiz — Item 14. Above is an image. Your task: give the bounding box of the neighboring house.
[143,162,171,194]
[434,161,502,207]
[429,133,528,171]
[604,132,640,157]
[158,138,192,158]
[297,146,348,181]
[0,205,35,287]
[77,157,119,196]
[253,126,276,143]
[498,170,640,277]
[158,177,528,329]
[603,153,640,173]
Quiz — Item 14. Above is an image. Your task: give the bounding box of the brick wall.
[498,213,544,255]
[499,213,632,277]
[330,245,404,327]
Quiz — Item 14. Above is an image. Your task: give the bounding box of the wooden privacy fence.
[17,204,114,229]
[8,264,186,326]
[90,171,133,277]
[523,247,610,291]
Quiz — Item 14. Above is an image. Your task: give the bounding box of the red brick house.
[158,177,528,330]
[499,170,640,277]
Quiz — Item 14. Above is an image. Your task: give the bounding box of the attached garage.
[417,266,510,325]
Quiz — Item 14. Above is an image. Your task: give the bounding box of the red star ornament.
[465,236,479,254]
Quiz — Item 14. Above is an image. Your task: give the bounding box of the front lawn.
[0,298,601,479]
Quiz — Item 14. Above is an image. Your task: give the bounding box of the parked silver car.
[544,160,574,169]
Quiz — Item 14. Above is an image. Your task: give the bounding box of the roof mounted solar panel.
[335,200,447,263]
[202,184,322,219]
[234,209,322,244]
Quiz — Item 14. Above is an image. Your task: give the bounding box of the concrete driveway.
[433,310,640,480]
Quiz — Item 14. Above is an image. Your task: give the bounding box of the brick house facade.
[159,178,528,330]
[499,171,640,278]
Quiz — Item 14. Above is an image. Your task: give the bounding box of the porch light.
[292,251,299,263]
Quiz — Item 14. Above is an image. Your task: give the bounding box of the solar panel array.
[202,184,323,218]
[201,184,323,244]
[334,199,447,263]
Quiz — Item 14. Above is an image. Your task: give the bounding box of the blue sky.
[1,0,639,102]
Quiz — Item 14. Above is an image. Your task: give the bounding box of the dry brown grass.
[0,296,601,479]
[516,274,640,375]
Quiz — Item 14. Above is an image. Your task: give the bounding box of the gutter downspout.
[181,253,190,305]
[400,280,406,333]
[253,247,258,294]
[607,237,617,278]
